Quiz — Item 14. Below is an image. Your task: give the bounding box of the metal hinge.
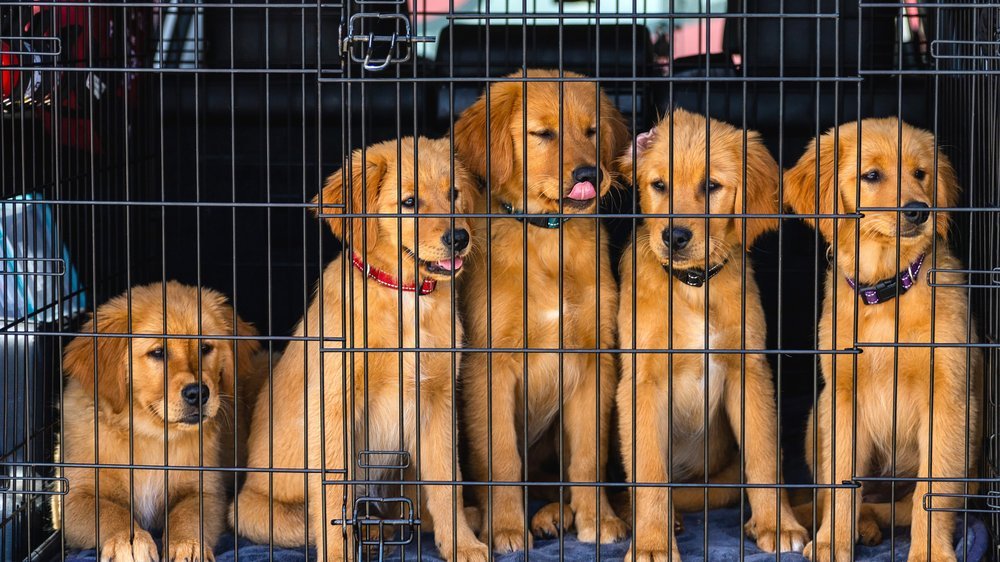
[340,13,434,71]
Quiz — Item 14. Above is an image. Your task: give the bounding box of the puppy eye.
[586,126,597,137]
[451,189,460,202]
[148,347,165,360]
[861,169,882,183]
[705,179,723,194]
[402,197,416,208]
[913,168,927,181]
[651,180,666,193]
[530,130,555,141]
[200,343,213,355]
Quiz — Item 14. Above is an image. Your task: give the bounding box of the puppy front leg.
[804,378,870,562]
[723,354,807,553]
[564,353,627,544]
[907,380,976,562]
[618,373,679,562]
[62,475,159,562]
[465,351,529,552]
[411,384,489,562]
[164,481,225,562]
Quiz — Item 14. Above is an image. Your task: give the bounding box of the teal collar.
[499,201,569,229]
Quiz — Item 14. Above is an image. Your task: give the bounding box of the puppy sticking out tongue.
[568,181,597,201]
[432,257,463,271]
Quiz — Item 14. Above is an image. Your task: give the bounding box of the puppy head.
[453,68,629,214]
[784,118,958,247]
[63,282,260,432]
[313,137,477,280]
[619,108,779,269]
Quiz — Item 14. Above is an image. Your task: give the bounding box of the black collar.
[845,253,925,305]
[499,201,569,229]
[665,260,728,287]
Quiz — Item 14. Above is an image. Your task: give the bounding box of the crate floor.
[63,507,988,562]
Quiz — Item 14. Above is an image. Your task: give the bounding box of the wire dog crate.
[2,0,998,561]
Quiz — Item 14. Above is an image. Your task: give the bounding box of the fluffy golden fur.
[784,118,982,562]
[55,281,264,562]
[453,69,630,552]
[615,109,807,561]
[234,137,487,562]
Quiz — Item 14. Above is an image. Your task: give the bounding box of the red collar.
[351,252,437,295]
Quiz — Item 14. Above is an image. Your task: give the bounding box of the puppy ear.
[783,132,842,241]
[598,93,630,175]
[932,149,960,241]
[616,129,657,185]
[202,289,261,401]
[453,81,518,188]
[736,131,781,250]
[63,305,130,413]
[230,315,262,401]
[313,147,387,249]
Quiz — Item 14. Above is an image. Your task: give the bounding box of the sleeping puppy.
[237,137,487,562]
[453,69,630,552]
[785,118,981,562]
[55,281,264,562]
[616,109,808,561]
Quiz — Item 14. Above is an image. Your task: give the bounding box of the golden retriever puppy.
[452,69,630,552]
[236,137,487,562]
[615,109,807,561]
[785,118,981,562]
[55,281,264,562]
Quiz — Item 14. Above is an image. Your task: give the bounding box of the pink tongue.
[434,257,463,271]
[568,181,597,201]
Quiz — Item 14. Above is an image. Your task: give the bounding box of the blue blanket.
[64,507,988,562]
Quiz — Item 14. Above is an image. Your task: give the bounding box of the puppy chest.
[129,470,167,529]
[664,324,728,433]
[667,357,728,434]
[397,296,462,380]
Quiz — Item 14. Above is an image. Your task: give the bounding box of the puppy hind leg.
[668,459,743,513]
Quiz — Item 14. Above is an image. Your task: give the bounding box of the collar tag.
[499,200,569,229]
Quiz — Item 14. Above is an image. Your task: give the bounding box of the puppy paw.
[463,506,483,535]
[574,509,629,544]
[858,515,882,546]
[745,513,808,553]
[624,538,680,562]
[166,540,214,562]
[100,529,159,562]
[802,539,852,562]
[489,526,532,553]
[439,538,490,562]
[907,544,957,562]
[530,502,574,538]
[672,510,684,534]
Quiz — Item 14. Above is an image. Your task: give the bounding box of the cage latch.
[332,496,420,559]
[340,13,434,71]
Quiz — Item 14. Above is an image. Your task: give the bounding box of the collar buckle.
[846,253,925,306]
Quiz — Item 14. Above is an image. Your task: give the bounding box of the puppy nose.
[662,228,692,252]
[442,229,470,252]
[181,384,210,406]
[572,165,601,186]
[902,201,930,225]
